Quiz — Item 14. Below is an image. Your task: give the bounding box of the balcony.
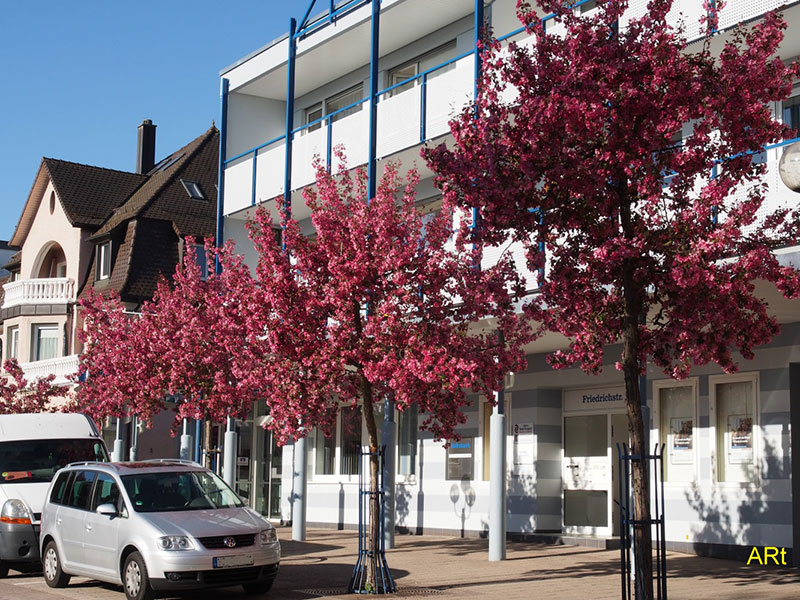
[18,354,79,386]
[1,278,75,310]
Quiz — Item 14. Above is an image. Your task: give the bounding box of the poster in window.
[728,414,753,464]
[669,418,693,464]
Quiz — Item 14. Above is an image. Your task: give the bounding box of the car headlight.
[258,528,278,545]
[1,499,31,525]
[157,536,194,551]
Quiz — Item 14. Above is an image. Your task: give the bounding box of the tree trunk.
[361,375,380,592]
[621,273,653,600]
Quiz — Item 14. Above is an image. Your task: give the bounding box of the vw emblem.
[223,537,236,548]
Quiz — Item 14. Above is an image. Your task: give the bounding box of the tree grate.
[297,587,445,597]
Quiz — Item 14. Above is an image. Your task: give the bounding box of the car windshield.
[121,470,244,512]
[0,439,108,484]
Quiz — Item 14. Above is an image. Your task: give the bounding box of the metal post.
[366,0,380,200]
[112,417,124,462]
[284,19,297,222]
[488,385,507,561]
[216,78,229,274]
[194,419,202,463]
[129,416,138,461]
[180,418,193,460]
[292,435,308,541]
[223,416,237,487]
[382,395,396,549]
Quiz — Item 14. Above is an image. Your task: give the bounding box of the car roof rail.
[64,461,117,470]
[147,458,203,467]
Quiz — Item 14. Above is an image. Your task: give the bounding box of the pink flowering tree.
[425,0,800,596]
[248,158,530,590]
[74,242,261,461]
[0,359,62,413]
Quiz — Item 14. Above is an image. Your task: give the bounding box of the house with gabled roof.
[0,120,218,457]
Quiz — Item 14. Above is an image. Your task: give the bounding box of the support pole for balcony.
[216,77,229,272]
[284,18,298,224]
[129,416,138,461]
[223,415,238,488]
[112,417,124,462]
[180,418,193,460]
[367,0,380,200]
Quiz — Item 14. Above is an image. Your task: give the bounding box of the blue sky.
[0,1,304,242]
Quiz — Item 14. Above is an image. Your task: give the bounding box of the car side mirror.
[96,503,118,516]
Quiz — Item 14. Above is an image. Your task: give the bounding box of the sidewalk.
[271,527,800,600]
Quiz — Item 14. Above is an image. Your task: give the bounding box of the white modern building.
[218,0,800,562]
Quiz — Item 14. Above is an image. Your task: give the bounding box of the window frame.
[96,241,112,281]
[653,377,699,486]
[31,323,59,362]
[6,326,19,361]
[709,372,760,487]
[304,83,365,134]
[65,470,98,511]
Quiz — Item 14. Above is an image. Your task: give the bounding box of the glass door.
[563,414,611,536]
[250,402,283,520]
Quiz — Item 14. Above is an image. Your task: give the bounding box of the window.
[654,379,697,483]
[305,84,364,133]
[91,472,124,514]
[181,179,205,200]
[32,324,59,361]
[49,471,73,505]
[712,374,758,484]
[579,0,598,14]
[398,405,418,477]
[782,95,800,132]
[386,41,457,98]
[192,243,208,280]
[66,470,97,510]
[96,241,111,280]
[6,327,18,361]
[340,405,362,475]
[315,428,336,476]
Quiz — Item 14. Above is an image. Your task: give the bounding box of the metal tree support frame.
[617,443,667,600]
[349,447,396,594]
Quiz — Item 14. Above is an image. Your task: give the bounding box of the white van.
[0,413,107,576]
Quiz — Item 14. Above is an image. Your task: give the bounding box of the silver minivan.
[39,460,280,600]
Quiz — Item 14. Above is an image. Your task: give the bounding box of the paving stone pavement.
[1,527,798,599]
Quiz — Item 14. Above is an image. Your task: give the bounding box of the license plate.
[213,554,254,569]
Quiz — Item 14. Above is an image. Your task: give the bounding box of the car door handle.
[85,524,92,531]
[56,518,62,525]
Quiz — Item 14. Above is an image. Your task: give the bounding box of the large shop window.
[340,405,362,476]
[655,380,697,483]
[314,428,336,476]
[398,405,418,477]
[712,374,758,484]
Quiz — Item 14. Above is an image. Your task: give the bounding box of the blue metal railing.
[222,0,798,208]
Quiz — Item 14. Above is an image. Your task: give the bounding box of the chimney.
[136,119,157,174]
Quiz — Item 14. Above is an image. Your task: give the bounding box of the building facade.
[218,0,800,560]
[1,121,219,461]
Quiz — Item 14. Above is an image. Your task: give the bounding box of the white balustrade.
[18,355,80,386]
[1,278,74,310]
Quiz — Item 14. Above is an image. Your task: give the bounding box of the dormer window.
[181,179,205,200]
[97,241,111,280]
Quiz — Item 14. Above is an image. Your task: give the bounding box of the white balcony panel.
[255,141,286,205]
[331,110,369,172]
[425,57,474,139]
[19,354,79,386]
[378,86,421,158]
[718,0,784,31]
[2,278,74,310]
[224,155,256,215]
[481,236,540,293]
[621,0,704,39]
[292,126,327,189]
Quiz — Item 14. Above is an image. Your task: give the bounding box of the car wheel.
[242,578,274,595]
[123,552,154,600]
[42,541,70,588]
